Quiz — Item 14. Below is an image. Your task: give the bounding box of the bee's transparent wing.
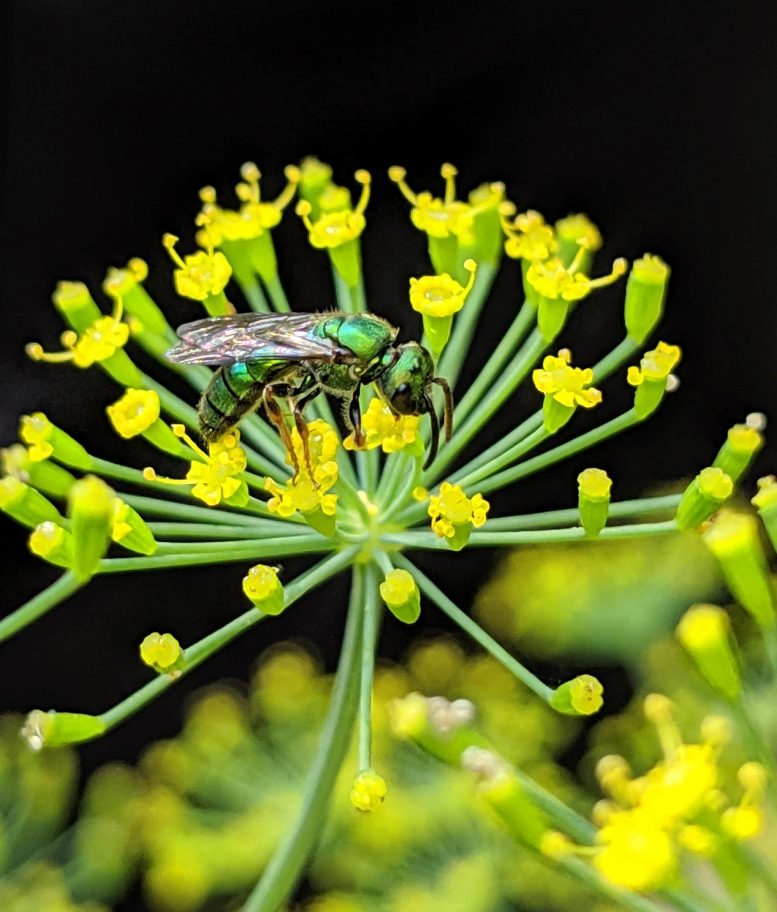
[166,312,353,366]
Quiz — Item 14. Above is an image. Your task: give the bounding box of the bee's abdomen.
[198,362,272,443]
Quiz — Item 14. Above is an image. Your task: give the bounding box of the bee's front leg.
[347,385,365,448]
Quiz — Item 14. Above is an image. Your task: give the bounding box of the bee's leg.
[262,385,299,477]
[346,384,365,447]
[291,386,322,482]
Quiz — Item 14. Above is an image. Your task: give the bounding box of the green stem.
[122,492,299,527]
[359,564,381,770]
[385,520,678,551]
[98,536,335,573]
[237,277,270,313]
[485,494,680,530]
[264,274,291,313]
[332,268,353,312]
[242,564,365,912]
[592,337,640,382]
[98,550,356,733]
[147,521,304,540]
[0,572,81,645]
[395,556,554,703]
[456,426,548,489]
[452,300,536,424]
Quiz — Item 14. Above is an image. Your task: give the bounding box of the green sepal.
[633,377,667,419]
[712,429,764,484]
[624,255,670,344]
[422,314,454,359]
[303,507,336,538]
[477,768,549,850]
[68,476,112,582]
[247,232,279,283]
[52,282,102,333]
[387,589,421,624]
[557,239,593,273]
[22,710,106,749]
[542,396,574,434]
[202,291,231,317]
[253,587,285,617]
[29,523,74,568]
[328,239,361,289]
[142,419,190,458]
[26,460,76,498]
[122,285,171,337]
[537,296,569,341]
[222,480,250,509]
[47,426,93,471]
[428,234,458,278]
[521,260,540,309]
[100,350,142,387]
[0,477,62,528]
[445,522,472,551]
[675,472,732,531]
[677,612,741,701]
[578,494,609,538]
[466,185,504,266]
[221,239,257,289]
[112,503,157,555]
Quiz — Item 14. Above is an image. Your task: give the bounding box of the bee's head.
[375,342,453,468]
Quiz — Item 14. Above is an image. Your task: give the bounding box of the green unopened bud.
[624,254,670,344]
[0,476,62,528]
[627,341,682,419]
[542,395,575,434]
[302,506,336,538]
[242,564,285,615]
[379,568,421,623]
[21,709,105,750]
[28,521,74,568]
[676,467,734,530]
[52,281,102,332]
[676,605,741,700]
[537,297,570,342]
[466,182,506,265]
[704,511,776,629]
[555,213,602,271]
[298,156,334,218]
[139,632,185,675]
[550,674,604,715]
[19,412,92,470]
[110,498,157,555]
[713,424,764,484]
[68,475,112,582]
[103,259,171,337]
[578,468,612,537]
[753,475,777,553]
[461,746,548,848]
[1,445,76,498]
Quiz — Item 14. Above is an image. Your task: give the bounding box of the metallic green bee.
[166,311,453,472]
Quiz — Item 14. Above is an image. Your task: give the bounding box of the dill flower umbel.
[0,156,764,911]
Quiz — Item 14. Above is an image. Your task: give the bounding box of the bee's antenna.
[433,377,454,441]
[423,392,440,469]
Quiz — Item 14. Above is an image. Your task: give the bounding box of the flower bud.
[21,709,105,750]
[703,511,776,629]
[466,182,506,265]
[52,281,102,332]
[379,568,421,624]
[752,475,777,552]
[624,254,670,344]
[68,475,113,582]
[28,521,74,568]
[106,389,184,457]
[627,341,681,419]
[409,261,477,357]
[139,632,185,675]
[555,213,602,270]
[2,444,76,497]
[242,564,285,615]
[0,476,62,528]
[19,412,92,470]
[577,468,612,537]
[110,498,157,554]
[713,423,764,483]
[298,156,334,218]
[350,769,388,812]
[675,467,733,530]
[550,674,604,715]
[676,604,740,700]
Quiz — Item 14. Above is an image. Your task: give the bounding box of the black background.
[3,0,777,783]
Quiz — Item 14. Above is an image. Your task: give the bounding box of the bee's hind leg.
[262,385,300,477]
[292,387,322,483]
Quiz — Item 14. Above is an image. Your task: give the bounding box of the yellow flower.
[144,426,247,507]
[139,632,183,673]
[502,208,558,261]
[163,233,232,301]
[593,809,676,891]
[242,564,285,615]
[627,341,681,386]
[532,350,602,409]
[555,213,602,254]
[265,420,339,518]
[343,398,421,454]
[408,260,477,318]
[26,298,130,368]
[296,170,371,249]
[526,252,627,302]
[350,769,388,812]
[102,257,149,299]
[388,163,475,242]
[106,389,161,438]
[428,482,490,542]
[577,467,612,501]
[19,412,54,461]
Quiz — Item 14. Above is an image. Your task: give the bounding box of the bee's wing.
[166,312,353,366]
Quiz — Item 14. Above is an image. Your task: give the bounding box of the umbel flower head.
[0,156,762,911]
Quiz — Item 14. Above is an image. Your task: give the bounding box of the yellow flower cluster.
[546,695,767,892]
[532,350,602,409]
[428,482,490,540]
[26,299,129,368]
[343,399,421,454]
[265,420,339,518]
[144,426,247,507]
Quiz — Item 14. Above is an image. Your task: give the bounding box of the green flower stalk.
[0,158,763,911]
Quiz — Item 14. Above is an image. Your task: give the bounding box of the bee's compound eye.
[391,382,415,415]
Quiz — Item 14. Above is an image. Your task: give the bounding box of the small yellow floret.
[408,260,477,318]
[106,388,160,438]
[140,632,183,672]
[28,521,66,558]
[569,675,604,714]
[676,604,728,651]
[350,769,388,812]
[19,412,54,461]
[242,564,281,602]
[627,341,682,386]
[533,351,602,409]
[296,171,370,249]
[164,234,232,300]
[594,811,676,891]
[102,258,148,299]
[752,474,777,510]
[526,252,627,302]
[428,482,490,539]
[265,420,339,517]
[577,468,612,500]
[502,208,558,261]
[26,299,129,368]
[379,569,417,610]
[343,398,420,454]
[555,213,602,253]
[389,163,476,241]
